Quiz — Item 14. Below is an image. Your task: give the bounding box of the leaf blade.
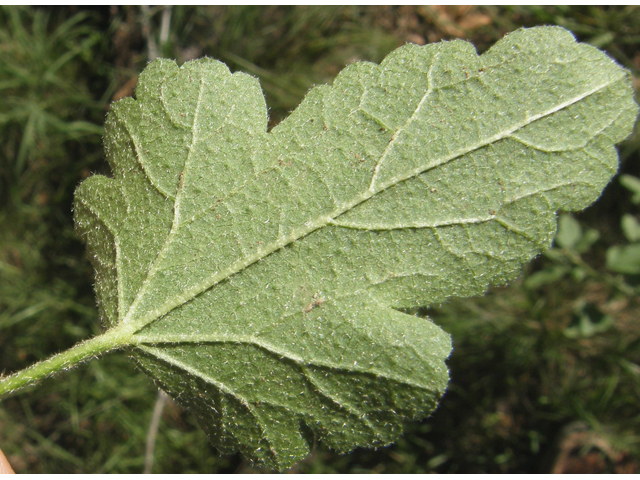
[74,26,638,469]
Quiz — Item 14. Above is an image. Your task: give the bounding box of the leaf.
[554,214,600,254]
[620,174,640,204]
[73,26,638,469]
[607,244,640,274]
[555,214,583,249]
[621,213,640,243]
[524,265,571,290]
[573,228,600,254]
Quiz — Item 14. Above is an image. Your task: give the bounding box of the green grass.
[0,5,639,473]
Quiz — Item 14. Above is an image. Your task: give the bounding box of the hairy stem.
[0,328,131,399]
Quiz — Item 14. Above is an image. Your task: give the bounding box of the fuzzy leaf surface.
[74,27,638,469]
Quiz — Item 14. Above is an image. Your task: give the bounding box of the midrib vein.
[124,73,624,334]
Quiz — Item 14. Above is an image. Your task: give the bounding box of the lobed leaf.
[74,27,638,469]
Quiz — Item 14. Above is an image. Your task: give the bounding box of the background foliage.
[0,6,639,473]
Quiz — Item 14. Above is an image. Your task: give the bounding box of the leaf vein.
[118,112,174,200]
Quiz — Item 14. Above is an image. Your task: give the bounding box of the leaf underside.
[74,27,638,470]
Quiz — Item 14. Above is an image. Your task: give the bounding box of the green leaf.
[554,214,600,254]
[621,214,640,243]
[555,214,583,249]
[573,228,600,254]
[73,26,638,469]
[620,174,640,204]
[524,265,571,289]
[607,244,640,274]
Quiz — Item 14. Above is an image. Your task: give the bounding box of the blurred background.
[0,5,639,473]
